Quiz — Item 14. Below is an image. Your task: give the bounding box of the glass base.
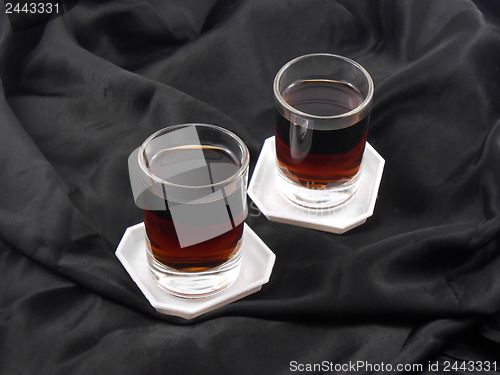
[146,246,242,299]
[275,165,362,209]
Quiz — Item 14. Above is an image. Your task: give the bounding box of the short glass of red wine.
[131,124,249,298]
[274,53,374,209]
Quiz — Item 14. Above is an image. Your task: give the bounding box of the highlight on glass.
[274,53,374,208]
[129,124,250,298]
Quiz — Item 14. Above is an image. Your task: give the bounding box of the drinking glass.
[130,124,249,298]
[274,53,374,208]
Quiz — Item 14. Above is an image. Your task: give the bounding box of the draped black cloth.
[1,1,500,374]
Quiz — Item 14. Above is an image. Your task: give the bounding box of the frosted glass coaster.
[248,137,385,234]
[116,223,275,319]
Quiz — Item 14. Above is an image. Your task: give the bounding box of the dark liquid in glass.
[141,146,245,272]
[275,79,368,188]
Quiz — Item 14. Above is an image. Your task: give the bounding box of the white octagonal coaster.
[116,223,275,319]
[248,136,385,234]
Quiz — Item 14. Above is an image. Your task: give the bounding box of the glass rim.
[273,53,374,121]
[138,123,250,190]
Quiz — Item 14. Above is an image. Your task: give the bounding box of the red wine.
[142,146,245,272]
[275,79,368,188]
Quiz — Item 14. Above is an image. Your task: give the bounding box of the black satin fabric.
[1,1,500,374]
